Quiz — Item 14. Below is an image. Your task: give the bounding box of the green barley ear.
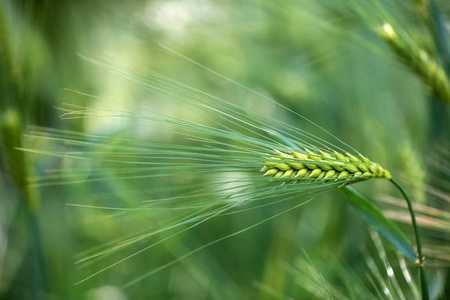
[262,148,391,185]
[379,23,450,104]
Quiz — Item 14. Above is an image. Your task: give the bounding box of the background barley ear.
[379,23,450,104]
[0,1,50,298]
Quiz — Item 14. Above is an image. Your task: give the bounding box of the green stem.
[390,178,429,300]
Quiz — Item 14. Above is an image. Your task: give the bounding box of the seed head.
[262,148,391,185]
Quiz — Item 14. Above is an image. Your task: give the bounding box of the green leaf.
[339,186,417,262]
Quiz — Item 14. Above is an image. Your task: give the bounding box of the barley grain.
[262,148,391,185]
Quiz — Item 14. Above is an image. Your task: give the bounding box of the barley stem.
[390,178,428,300]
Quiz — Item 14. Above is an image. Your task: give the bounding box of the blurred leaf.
[340,186,417,262]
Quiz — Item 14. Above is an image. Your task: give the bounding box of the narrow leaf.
[339,186,417,262]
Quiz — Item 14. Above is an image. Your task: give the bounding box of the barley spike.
[379,23,450,104]
[262,148,391,185]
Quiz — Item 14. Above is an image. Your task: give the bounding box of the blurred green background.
[1,0,449,299]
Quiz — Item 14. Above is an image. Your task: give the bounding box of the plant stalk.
[390,178,429,300]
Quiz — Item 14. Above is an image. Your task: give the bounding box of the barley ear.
[379,23,450,104]
[262,149,390,185]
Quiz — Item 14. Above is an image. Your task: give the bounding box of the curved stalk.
[390,178,429,300]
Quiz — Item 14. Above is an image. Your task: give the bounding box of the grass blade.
[339,186,416,262]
